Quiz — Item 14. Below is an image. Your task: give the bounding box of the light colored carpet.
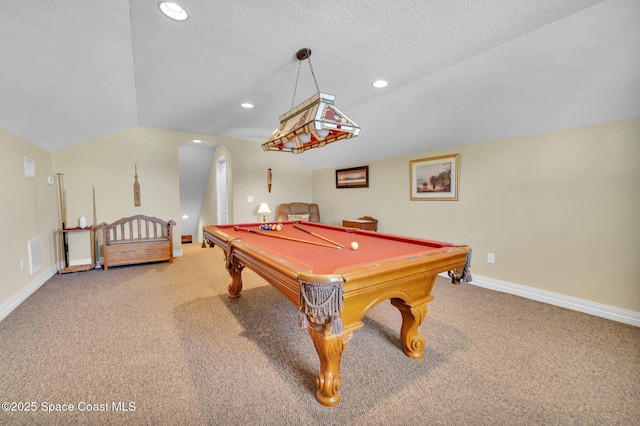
[1,243,638,425]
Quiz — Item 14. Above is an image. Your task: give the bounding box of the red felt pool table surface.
[209,221,456,274]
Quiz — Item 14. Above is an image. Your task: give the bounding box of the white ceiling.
[1,0,639,170]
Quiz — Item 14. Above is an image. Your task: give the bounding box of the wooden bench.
[98,215,175,271]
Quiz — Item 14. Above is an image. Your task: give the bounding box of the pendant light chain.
[307,57,321,93]
[291,61,302,110]
[290,58,321,109]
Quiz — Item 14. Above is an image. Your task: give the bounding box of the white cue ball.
[350,241,359,250]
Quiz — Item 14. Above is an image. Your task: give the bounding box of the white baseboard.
[442,273,640,327]
[0,266,56,322]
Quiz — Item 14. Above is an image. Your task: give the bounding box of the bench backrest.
[100,215,174,244]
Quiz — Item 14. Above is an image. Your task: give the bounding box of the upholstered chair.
[277,202,321,222]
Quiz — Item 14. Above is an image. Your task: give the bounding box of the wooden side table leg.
[56,230,62,274]
[90,228,96,268]
[308,325,353,406]
[391,298,428,360]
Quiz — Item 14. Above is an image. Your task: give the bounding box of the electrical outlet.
[487,253,495,264]
[20,258,25,271]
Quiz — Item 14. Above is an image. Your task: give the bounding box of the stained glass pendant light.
[262,48,360,154]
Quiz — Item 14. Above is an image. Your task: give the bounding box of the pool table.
[203,221,471,406]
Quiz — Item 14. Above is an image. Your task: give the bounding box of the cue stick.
[92,187,97,226]
[234,226,341,249]
[57,173,69,268]
[93,187,102,269]
[293,224,344,248]
[63,189,69,267]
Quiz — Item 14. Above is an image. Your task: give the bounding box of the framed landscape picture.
[410,154,459,200]
[336,166,369,188]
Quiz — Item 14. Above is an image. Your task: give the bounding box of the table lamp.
[257,203,271,222]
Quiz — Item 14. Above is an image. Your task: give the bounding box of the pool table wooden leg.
[308,325,353,406]
[225,256,244,299]
[390,298,428,360]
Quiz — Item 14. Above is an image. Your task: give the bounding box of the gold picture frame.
[410,154,459,200]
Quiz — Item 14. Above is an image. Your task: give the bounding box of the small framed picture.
[336,166,369,188]
[410,154,459,200]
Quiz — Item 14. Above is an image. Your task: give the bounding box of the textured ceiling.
[1,0,639,170]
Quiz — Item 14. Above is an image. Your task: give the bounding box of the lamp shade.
[257,203,271,215]
[262,92,360,154]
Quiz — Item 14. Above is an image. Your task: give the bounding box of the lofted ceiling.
[1,0,639,170]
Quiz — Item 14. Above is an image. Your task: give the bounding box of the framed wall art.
[409,154,459,200]
[336,166,369,188]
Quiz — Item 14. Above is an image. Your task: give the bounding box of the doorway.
[178,140,217,242]
[216,155,228,224]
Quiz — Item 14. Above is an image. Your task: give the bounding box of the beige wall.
[312,118,640,312]
[195,142,312,241]
[222,132,313,225]
[3,120,638,318]
[1,126,311,315]
[0,129,59,308]
[50,126,312,250]
[51,127,184,259]
[196,145,230,239]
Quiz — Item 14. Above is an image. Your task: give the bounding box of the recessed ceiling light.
[192,139,202,143]
[182,214,188,219]
[241,103,254,109]
[158,2,188,21]
[372,80,389,88]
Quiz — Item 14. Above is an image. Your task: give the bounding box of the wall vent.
[28,237,43,275]
[24,156,36,178]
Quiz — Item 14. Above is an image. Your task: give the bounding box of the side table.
[57,227,96,274]
[342,217,378,232]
